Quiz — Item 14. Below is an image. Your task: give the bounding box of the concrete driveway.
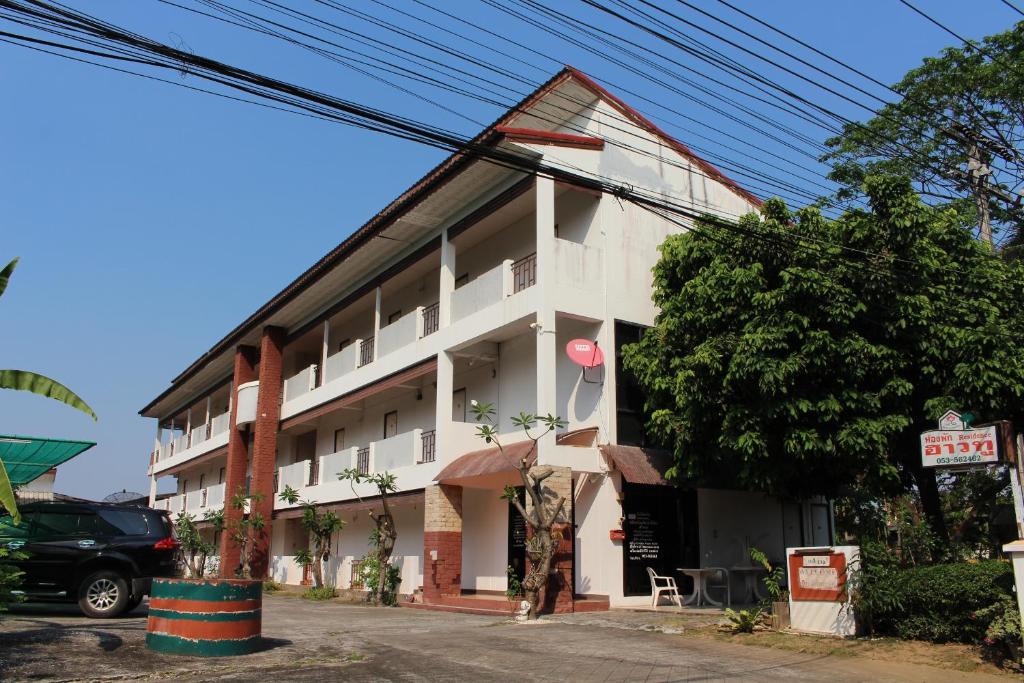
[0,596,1008,682]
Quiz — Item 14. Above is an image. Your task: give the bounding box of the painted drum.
[146,578,262,657]
[565,339,604,368]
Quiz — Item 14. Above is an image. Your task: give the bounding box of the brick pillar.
[219,344,257,577]
[248,326,285,579]
[527,465,574,614]
[423,483,463,601]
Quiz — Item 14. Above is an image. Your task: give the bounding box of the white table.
[730,565,767,604]
[677,567,730,607]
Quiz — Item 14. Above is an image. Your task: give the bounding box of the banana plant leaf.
[0,457,18,525]
[0,257,16,298]
[0,370,96,421]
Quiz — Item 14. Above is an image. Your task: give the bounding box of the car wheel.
[78,570,130,618]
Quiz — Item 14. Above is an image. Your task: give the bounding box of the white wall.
[325,502,424,595]
[496,333,536,435]
[461,487,509,591]
[574,473,623,599]
[555,319,605,435]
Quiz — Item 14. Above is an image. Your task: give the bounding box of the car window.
[33,511,81,536]
[78,512,120,536]
[96,509,150,536]
[0,513,31,539]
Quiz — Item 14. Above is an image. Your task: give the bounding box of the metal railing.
[422,302,440,336]
[420,430,436,463]
[512,252,537,293]
[359,337,375,367]
[308,457,319,487]
[356,446,370,475]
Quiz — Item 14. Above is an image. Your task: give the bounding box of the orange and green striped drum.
[146,578,262,656]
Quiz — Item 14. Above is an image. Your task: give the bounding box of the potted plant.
[146,490,265,657]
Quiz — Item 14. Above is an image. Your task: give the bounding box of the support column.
[526,465,574,614]
[535,174,558,462]
[372,286,382,362]
[423,483,463,601]
[219,344,258,577]
[438,228,455,329]
[248,326,286,579]
[320,320,330,386]
[148,474,158,508]
[434,351,454,463]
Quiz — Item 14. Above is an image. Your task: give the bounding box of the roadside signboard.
[920,425,1000,468]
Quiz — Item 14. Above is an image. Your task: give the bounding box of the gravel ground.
[0,596,1010,682]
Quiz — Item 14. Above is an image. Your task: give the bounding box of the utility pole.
[966,135,993,246]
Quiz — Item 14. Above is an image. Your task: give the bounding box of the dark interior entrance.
[621,483,698,596]
[507,487,527,582]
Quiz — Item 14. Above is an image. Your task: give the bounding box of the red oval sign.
[565,339,604,368]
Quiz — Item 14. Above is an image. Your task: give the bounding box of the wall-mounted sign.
[938,409,966,431]
[788,551,847,602]
[920,412,1015,469]
[565,339,604,368]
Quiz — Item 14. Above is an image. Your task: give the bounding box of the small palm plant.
[0,257,96,524]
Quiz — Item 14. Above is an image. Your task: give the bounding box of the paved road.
[0,596,1007,682]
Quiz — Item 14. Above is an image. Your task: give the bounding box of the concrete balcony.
[284,364,317,403]
[152,410,231,476]
[452,259,514,322]
[235,380,259,428]
[162,483,227,521]
[553,239,604,319]
[378,307,425,359]
[324,341,361,384]
[274,429,439,510]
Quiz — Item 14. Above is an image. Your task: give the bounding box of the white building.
[141,67,832,612]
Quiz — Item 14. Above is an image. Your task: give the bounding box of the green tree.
[278,485,345,589]
[0,257,96,525]
[822,22,1024,245]
[623,176,1024,545]
[225,489,265,579]
[174,509,225,578]
[338,468,399,605]
[471,402,567,620]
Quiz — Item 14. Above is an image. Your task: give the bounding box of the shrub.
[856,542,1014,643]
[357,554,402,606]
[0,546,27,614]
[303,586,337,601]
[975,595,1022,663]
[262,580,283,593]
[724,606,764,634]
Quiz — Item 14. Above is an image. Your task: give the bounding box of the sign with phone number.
[920,425,1000,468]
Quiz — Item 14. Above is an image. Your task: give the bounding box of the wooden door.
[452,388,467,422]
[383,411,398,439]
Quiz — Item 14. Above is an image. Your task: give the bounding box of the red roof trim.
[564,67,763,208]
[496,126,604,150]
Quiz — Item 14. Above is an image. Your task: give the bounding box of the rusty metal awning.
[435,440,536,484]
[599,445,673,486]
[274,489,424,519]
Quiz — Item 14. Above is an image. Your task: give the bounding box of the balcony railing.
[377,308,424,359]
[284,364,318,402]
[324,340,361,385]
[422,302,439,336]
[356,446,370,475]
[308,457,319,487]
[512,252,537,293]
[420,429,436,463]
[189,424,208,448]
[359,338,375,368]
[278,460,311,493]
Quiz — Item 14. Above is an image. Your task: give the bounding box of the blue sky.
[1,1,1019,500]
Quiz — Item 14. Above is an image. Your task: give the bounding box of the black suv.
[0,501,178,618]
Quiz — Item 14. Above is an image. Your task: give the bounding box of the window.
[334,429,346,453]
[454,273,469,289]
[615,321,648,446]
[387,310,402,325]
[0,513,30,539]
[218,467,225,484]
[34,511,81,536]
[181,479,189,494]
[199,474,205,490]
[96,510,150,536]
[336,338,351,352]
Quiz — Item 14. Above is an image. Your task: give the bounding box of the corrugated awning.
[0,435,96,485]
[274,490,424,519]
[599,444,673,486]
[435,440,536,483]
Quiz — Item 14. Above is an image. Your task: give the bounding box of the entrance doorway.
[452,388,466,422]
[383,411,398,439]
[621,484,696,596]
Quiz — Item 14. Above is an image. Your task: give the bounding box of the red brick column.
[248,326,285,579]
[527,466,574,614]
[423,484,462,601]
[219,344,257,577]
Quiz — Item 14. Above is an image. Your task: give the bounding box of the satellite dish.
[565,339,604,368]
[103,490,146,504]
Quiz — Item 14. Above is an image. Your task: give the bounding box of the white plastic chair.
[647,567,683,608]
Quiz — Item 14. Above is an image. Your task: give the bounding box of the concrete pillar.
[219,344,258,577]
[423,483,463,601]
[205,395,212,429]
[372,286,382,361]
[148,474,158,508]
[535,174,558,461]
[526,465,574,614]
[439,228,455,329]
[435,351,454,464]
[320,320,330,386]
[249,326,286,579]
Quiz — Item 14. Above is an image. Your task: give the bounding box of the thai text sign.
[788,552,847,602]
[920,425,999,468]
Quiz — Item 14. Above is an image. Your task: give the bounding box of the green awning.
[0,435,96,485]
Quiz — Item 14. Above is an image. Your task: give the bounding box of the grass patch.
[303,586,338,601]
